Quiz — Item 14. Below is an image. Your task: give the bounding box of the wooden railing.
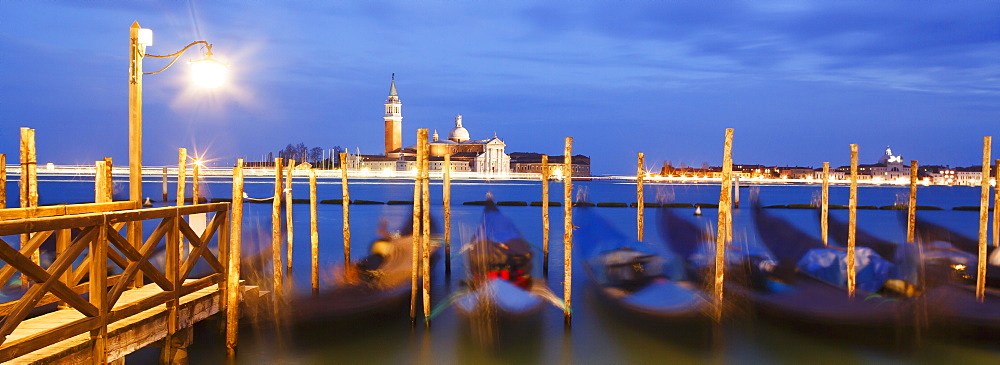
[0,202,230,361]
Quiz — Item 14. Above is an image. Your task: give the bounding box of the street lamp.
[129,21,227,206]
[128,21,226,288]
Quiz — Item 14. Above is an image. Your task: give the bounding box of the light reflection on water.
[7,180,998,363]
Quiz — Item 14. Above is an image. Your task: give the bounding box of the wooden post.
[162,167,168,202]
[57,223,71,309]
[286,160,294,271]
[271,158,284,307]
[310,169,319,296]
[340,153,351,276]
[993,159,999,249]
[103,157,114,202]
[96,161,111,203]
[726,178,733,243]
[176,149,190,257]
[976,136,992,302]
[541,155,550,274]
[226,159,244,353]
[714,128,734,321]
[848,144,859,298]
[734,176,740,208]
[420,130,431,324]
[19,127,38,209]
[563,137,573,326]
[410,142,422,325]
[90,216,109,364]
[162,209,182,363]
[0,154,5,209]
[192,161,200,205]
[637,152,645,242]
[176,148,187,207]
[20,128,38,284]
[443,153,452,276]
[821,162,830,246]
[907,160,919,243]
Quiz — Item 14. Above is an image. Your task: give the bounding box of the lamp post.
[129,21,227,206]
[128,21,226,287]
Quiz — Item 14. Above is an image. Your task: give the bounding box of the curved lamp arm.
[143,40,211,75]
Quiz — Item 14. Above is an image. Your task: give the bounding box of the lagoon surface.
[6,178,999,364]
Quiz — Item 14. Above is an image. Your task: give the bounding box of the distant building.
[917,165,955,185]
[777,166,815,179]
[954,166,984,186]
[868,146,910,182]
[509,153,591,177]
[732,164,776,179]
[347,76,589,176]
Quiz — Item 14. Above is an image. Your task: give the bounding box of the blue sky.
[2,1,997,174]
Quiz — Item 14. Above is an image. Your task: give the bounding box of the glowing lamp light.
[189,56,228,88]
[138,28,153,46]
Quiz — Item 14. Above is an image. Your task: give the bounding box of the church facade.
[346,77,512,175]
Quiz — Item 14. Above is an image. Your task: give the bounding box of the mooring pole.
[96,161,111,203]
[821,162,830,246]
[420,130,432,325]
[162,167,168,202]
[20,128,39,278]
[563,137,574,327]
[286,160,295,271]
[310,169,319,296]
[340,153,351,278]
[637,152,645,242]
[734,175,740,209]
[176,148,187,207]
[993,158,999,249]
[847,144,859,299]
[907,160,919,244]
[192,160,200,205]
[541,154,550,275]
[226,159,244,355]
[410,135,422,326]
[177,149,189,256]
[714,128,734,321]
[443,153,452,276]
[272,157,284,308]
[976,136,992,302]
[103,157,114,202]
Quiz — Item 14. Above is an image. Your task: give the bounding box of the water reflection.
[101,181,1000,363]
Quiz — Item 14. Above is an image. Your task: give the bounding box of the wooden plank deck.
[4,280,230,364]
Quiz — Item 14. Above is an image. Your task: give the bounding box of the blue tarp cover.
[796,247,892,293]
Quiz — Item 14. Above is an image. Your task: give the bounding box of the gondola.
[821,209,1000,337]
[293,216,440,320]
[741,199,910,332]
[657,204,772,286]
[576,205,707,319]
[898,216,1000,334]
[453,197,556,319]
[911,216,1000,287]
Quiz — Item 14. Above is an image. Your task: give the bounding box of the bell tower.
[384,74,403,155]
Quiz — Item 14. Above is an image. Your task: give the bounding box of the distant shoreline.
[6,165,993,187]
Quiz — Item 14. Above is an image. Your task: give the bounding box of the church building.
[346,76,511,175]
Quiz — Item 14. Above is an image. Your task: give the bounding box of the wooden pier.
[0,200,255,364]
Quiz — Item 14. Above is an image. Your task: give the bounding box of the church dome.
[448,115,470,142]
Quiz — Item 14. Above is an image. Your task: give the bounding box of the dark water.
[6,178,1000,363]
